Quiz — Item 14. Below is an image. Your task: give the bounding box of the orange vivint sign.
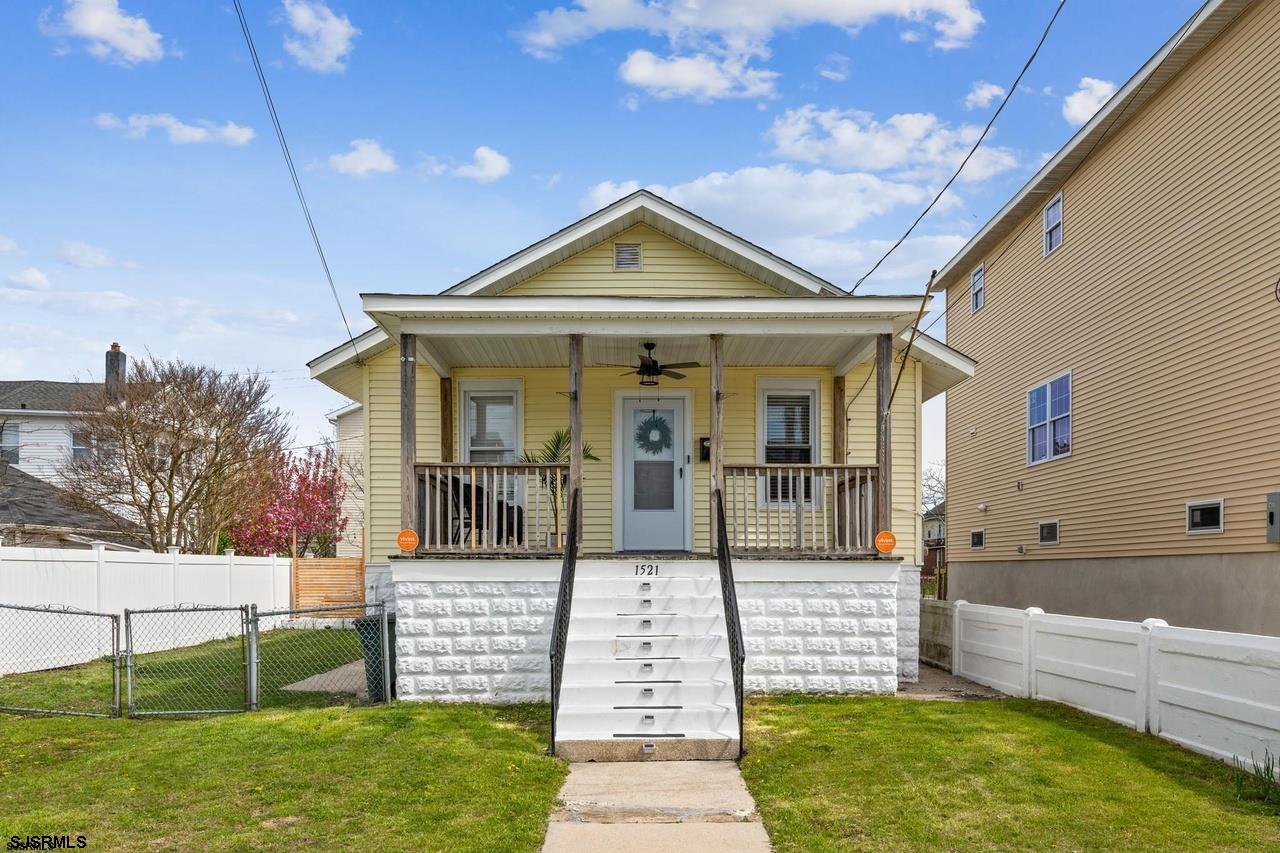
[874,530,897,554]
[396,529,420,552]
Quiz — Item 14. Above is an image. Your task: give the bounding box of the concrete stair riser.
[570,594,726,616]
[557,682,733,707]
[566,635,729,659]
[571,613,725,636]
[555,706,739,737]
[561,656,732,682]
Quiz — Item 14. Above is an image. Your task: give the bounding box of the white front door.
[619,397,688,552]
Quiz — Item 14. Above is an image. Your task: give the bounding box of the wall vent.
[613,242,642,271]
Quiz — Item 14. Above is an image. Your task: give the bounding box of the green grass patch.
[740,695,1280,852]
[0,703,566,851]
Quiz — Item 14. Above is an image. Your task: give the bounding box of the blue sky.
[1,0,1202,463]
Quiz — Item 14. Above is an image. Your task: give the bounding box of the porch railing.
[548,488,580,755]
[722,464,878,556]
[416,463,568,555]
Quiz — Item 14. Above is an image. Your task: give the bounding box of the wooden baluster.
[470,467,477,551]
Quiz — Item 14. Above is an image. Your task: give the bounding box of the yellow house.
[936,0,1280,636]
[309,191,973,759]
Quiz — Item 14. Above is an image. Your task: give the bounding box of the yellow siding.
[945,0,1280,562]
[501,224,786,297]
[363,356,922,560]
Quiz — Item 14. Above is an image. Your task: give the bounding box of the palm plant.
[520,428,597,542]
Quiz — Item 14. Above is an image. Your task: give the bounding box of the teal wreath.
[635,413,673,456]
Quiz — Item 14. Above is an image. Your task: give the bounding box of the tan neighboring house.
[937,0,1280,636]
[308,191,975,755]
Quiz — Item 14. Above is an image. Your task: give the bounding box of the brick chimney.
[105,342,126,402]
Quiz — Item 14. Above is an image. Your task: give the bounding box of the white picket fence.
[0,546,291,674]
[951,600,1280,772]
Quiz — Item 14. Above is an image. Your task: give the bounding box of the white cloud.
[42,0,165,65]
[0,236,18,256]
[96,112,255,146]
[768,104,1018,183]
[964,81,1004,110]
[582,164,928,239]
[6,268,52,291]
[545,173,562,188]
[282,0,359,73]
[1062,77,1117,126]
[619,49,776,100]
[520,1,981,101]
[452,146,512,183]
[899,30,923,43]
[817,53,850,82]
[60,241,120,269]
[779,233,969,287]
[327,139,397,177]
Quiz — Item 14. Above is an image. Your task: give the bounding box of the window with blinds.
[466,392,516,464]
[763,391,814,502]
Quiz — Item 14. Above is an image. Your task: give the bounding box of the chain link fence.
[251,603,392,709]
[0,604,120,717]
[124,605,249,716]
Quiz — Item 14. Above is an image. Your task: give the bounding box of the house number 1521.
[633,564,660,576]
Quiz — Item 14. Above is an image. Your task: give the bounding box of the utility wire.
[231,0,361,364]
[849,0,1068,294]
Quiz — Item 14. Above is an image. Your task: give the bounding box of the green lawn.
[740,695,1280,852]
[0,703,565,852]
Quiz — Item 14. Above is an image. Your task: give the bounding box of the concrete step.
[553,737,740,762]
[575,560,719,579]
[571,576,720,598]
[556,706,739,738]
[557,682,733,707]
[569,613,725,637]
[565,635,728,659]
[569,594,725,617]
[560,656,732,683]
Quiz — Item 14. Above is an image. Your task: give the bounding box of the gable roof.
[0,464,146,549]
[935,0,1254,291]
[0,380,100,413]
[442,190,846,298]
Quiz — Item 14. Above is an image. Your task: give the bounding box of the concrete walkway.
[542,761,771,852]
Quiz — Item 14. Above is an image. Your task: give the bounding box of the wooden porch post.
[832,373,847,548]
[400,333,417,537]
[709,334,724,552]
[567,334,584,552]
[439,377,454,462]
[875,333,893,545]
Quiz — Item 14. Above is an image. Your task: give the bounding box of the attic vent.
[613,242,642,271]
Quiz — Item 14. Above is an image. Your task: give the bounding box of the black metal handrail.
[714,488,746,757]
[548,488,580,755]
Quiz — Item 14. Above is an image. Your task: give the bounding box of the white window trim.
[0,422,18,465]
[1043,191,1064,257]
[612,241,643,272]
[458,378,524,464]
[970,528,986,550]
[1026,369,1072,467]
[970,263,985,314]
[756,377,822,507]
[1037,519,1060,546]
[1185,498,1225,535]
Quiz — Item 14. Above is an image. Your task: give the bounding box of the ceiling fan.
[610,342,700,386]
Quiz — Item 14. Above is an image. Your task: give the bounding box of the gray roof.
[0,381,101,412]
[0,464,146,548]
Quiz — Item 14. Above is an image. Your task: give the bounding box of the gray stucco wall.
[949,553,1280,637]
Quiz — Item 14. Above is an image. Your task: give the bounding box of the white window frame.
[1185,498,1225,535]
[612,241,643,272]
[459,378,524,465]
[1043,192,1064,257]
[756,377,822,507]
[71,429,92,464]
[1026,370,1072,466]
[0,422,18,464]
[1038,519,1060,546]
[970,528,986,550]
[970,263,985,313]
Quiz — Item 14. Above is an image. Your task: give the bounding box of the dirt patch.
[898,664,1003,701]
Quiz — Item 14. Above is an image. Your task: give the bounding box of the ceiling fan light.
[639,376,659,387]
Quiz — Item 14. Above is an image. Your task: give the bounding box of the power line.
[231,0,361,365]
[849,0,1068,294]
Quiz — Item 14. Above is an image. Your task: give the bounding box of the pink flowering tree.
[228,445,347,557]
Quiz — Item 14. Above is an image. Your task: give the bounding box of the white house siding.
[8,415,75,485]
[334,407,364,558]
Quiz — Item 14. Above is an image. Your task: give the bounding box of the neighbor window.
[1043,193,1064,255]
[970,529,986,550]
[613,242,642,271]
[72,430,91,463]
[0,423,17,464]
[1027,372,1071,464]
[970,264,986,313]
[758,380,818,503]
[1038,520,1060,545]
[1186,499,1224,534]
[462,382,521,464]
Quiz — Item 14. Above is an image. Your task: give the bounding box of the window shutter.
[614,242,642,270]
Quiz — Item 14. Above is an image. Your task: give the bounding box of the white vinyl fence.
[950,600,1280,773]
[0,546,290,674]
